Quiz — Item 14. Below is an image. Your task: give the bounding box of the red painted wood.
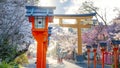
[29,16,49,68]
[93,49,97,68]
[87,49,90,68]
[113,48,118,68]
[101,49,105,68]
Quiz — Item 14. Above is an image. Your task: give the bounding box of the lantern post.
[86,45,91,68]
[48,27,53,45]
[92,44,98,68]
[111,40,120,68]
[25,6,55,68]
[99,42,107,68]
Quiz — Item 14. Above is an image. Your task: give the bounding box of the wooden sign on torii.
[54,13,96,55]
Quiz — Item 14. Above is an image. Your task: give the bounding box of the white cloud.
[71,0,81,4]
[59,0,68,3]
[94,0,120,9]
[71,0,86,5]
[65,5,79,14]
[38,0,120,22]
[39,0,55,6]
[64,0,86,14]
[93,0,120,22]
[65,0,120,22]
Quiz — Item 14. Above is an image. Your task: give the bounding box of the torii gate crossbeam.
[53,13,96,55]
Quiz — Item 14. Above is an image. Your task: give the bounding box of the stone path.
[23,57,111,68]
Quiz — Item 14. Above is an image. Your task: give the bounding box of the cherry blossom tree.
[82,25,109,45]
[0,0,39,63]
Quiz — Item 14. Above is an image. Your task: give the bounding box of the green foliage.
[118,64,120,68]
[14,54,29,65]
[0,0,31,65]
[111,63,120,68]
[111,64,114,68]
[0,61,13,68]
[0,61,23,68]
[0,39,18,63]
[0,38,29,65]
[9,62,20,68]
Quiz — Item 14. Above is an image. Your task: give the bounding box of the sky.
[39,0,120,23]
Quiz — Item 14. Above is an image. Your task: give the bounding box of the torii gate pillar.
[54,13,96,55]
